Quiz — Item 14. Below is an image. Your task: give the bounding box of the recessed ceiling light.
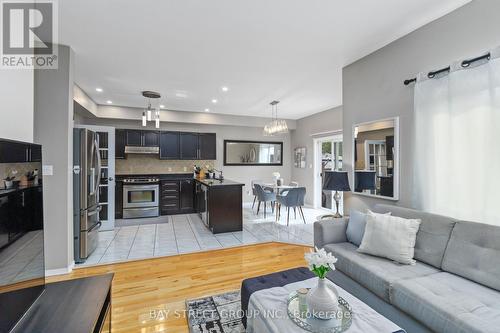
[211,99,218,104]
[159,104,165,108]
[106,100,112,104]
[96,88,103,92]
[205,108,210,112]
[221,86,229,92]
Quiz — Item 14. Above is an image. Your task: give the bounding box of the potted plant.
[206,165,215,179]
[304,247,339,319]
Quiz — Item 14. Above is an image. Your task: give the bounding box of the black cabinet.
[180,133,199,160]
[0,142,41,163]
[160,132,180,160]
[113,129,215,161]
[115,129,126,159]
[126,130,159,147]
[160,177,195,215]
[199,133,216,160]
[180,179,194,212]
[115,181,123,219]
[126,130,142,147]
[143,131,159,147]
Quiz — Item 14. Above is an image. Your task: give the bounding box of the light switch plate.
[43,165,53,176]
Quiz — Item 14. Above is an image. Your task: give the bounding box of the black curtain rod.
[403,52,491,86]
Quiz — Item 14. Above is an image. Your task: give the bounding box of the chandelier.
[263,100,288,136]
[141,91,162,128]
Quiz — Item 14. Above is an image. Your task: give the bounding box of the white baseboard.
[45,261,75,277]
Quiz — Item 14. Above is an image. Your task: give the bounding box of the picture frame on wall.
[294,147,306,168]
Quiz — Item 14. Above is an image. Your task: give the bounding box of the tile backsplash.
[115,154,215,175]
[0,162,41,181]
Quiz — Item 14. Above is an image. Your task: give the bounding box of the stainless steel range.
[122,177,160,219]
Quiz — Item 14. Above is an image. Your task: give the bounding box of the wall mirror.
[353,117,399,200]
[224,140,283,166]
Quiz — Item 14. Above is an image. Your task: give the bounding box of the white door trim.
[313,134,343,209]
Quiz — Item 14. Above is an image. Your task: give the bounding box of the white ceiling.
[60,0,470,120]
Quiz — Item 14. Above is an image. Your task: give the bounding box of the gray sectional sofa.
[314,204,500,333]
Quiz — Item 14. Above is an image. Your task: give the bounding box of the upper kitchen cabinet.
[126,130,159,147]
[160,132,180,160]
[199,133,216,160]
[0,141,41,163]
[180,132,199,160]
[115,129,126,159]
[143,131,159,147]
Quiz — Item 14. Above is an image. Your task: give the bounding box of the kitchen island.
[195,178,244,234]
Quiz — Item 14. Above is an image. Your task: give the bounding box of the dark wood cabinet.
[125,130,159,147]
[160,132,180,160]
[115,129,126,159]
[180,132,199,160]
[0,142,42,163]
[29,145,42,162]
[160,177,195,215]
[115,181,123,219]
[195,179,243,234]
[113,129,215,161]
[199,133,216,160]
[180,179,195,212]
[143,131,159,147]
[126,130,142,146]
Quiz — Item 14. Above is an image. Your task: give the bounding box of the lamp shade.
[355,171,376,191]
[323,171,351,191]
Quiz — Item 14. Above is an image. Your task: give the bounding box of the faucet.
[215,169,224,180]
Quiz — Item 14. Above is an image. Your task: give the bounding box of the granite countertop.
[0,184,42,197]
[195,178,245,187]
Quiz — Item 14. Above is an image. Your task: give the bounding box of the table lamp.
[323,171,351,218]
[355,171,376,193]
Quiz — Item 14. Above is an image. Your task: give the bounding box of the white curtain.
[413,51,500,225]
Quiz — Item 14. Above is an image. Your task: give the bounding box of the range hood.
[124,146,159,155]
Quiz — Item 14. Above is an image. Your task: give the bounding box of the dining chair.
[251,179,264,209]
[253,183,276,218]
[276,187,306,226]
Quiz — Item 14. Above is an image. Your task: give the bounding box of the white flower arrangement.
[272,172,281,179]
[305,247,338,279]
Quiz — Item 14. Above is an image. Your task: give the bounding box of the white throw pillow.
[358,210,421,265]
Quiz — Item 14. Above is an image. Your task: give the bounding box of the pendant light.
[263,100,288,136]
[141,91,162,127]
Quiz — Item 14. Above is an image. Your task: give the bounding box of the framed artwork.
[294,147,306,168]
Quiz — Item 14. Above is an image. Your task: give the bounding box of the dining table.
[260,183,297,222]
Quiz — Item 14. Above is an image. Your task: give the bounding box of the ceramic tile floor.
[77,203,329,267]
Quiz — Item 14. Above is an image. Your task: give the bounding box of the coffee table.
[241,268,405,333]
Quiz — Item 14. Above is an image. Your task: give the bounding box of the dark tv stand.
[12,274,113,333]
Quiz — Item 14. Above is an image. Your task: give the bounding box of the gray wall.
[0,70,34,142]
[291,106,343,205]
[34,45,75,272]
[77,116,292,203]
[342,0,500,212]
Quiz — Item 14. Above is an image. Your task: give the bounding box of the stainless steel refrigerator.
[73,128,102,263]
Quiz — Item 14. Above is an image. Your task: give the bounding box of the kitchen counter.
[194,178,244,187]
[195,178,243,234]
[0,184,42,197]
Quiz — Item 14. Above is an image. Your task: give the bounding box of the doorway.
[313,134,343,211]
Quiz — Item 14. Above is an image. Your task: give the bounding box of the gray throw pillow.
[346,210,367,246]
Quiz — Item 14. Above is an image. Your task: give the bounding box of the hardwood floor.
[48,242,311,333]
